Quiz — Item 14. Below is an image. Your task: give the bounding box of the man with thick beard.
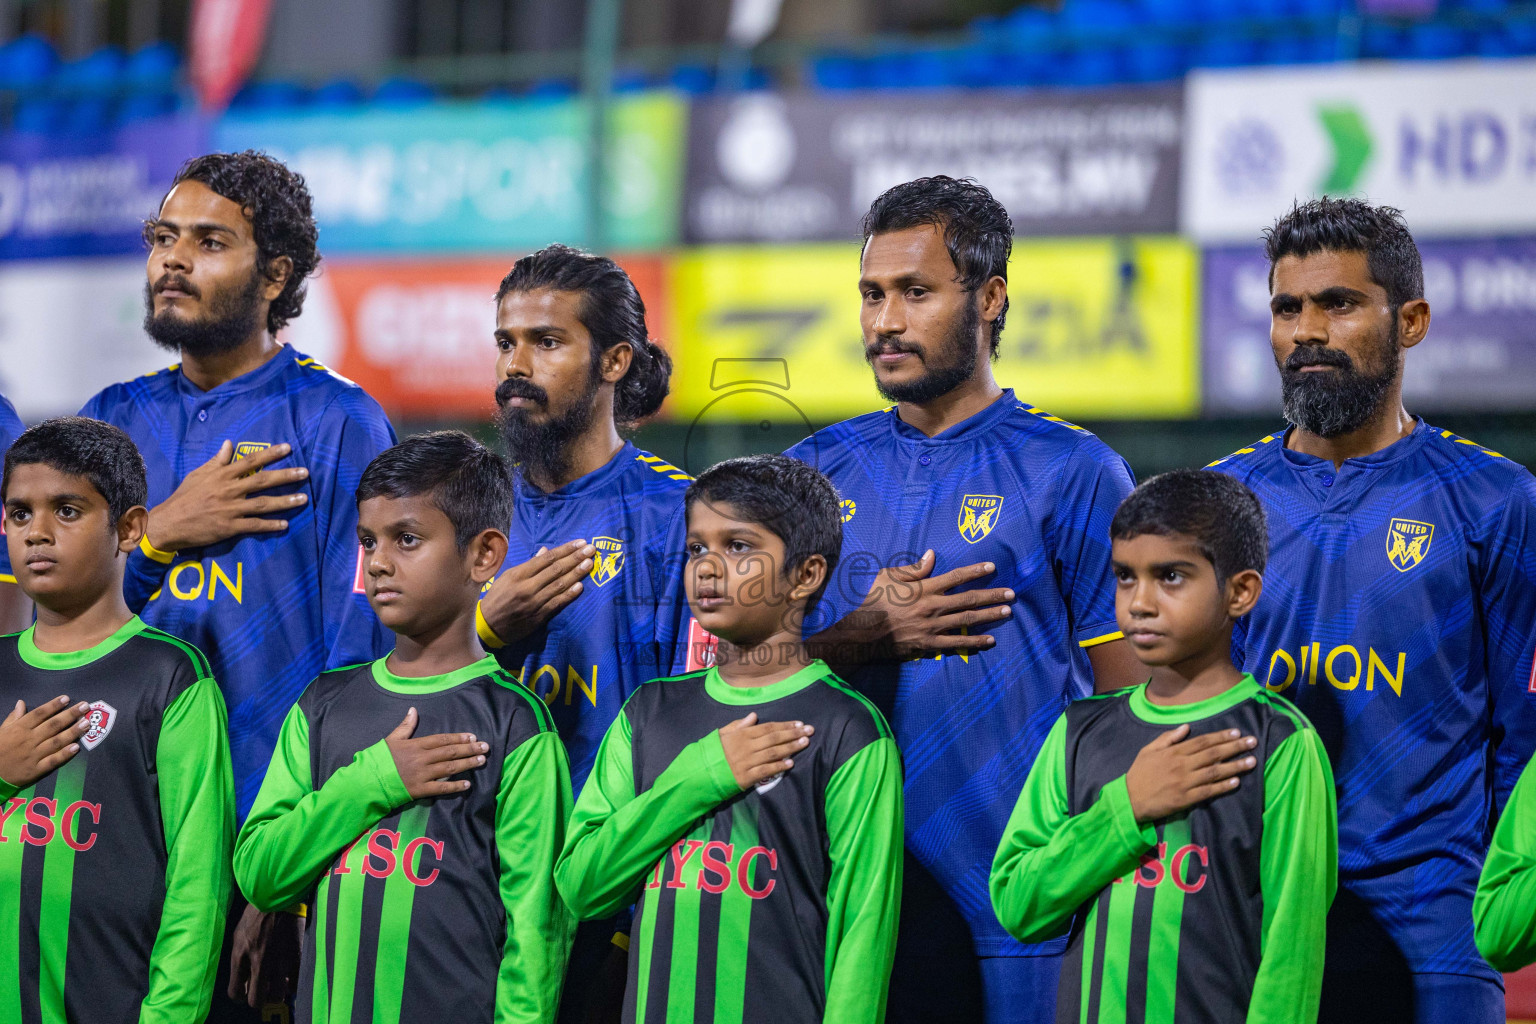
[473,244,689,1022]
[79,151,396,1021]
[1208,197,1536,1024]
[784,176,1146,1024]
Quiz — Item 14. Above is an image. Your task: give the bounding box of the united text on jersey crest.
[589,536,625,587]
[958,495,1005,544]
[1386,519,1434,572]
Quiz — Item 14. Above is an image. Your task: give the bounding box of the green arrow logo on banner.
[1316,104,1373,194]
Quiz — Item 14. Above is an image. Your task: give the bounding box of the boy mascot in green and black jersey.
[0,416,235,1023]
[234,432,575,1022]
[991,469,1336,1024]
[556,453,904,1024]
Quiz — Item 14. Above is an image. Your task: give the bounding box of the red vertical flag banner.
[189,0,274,111]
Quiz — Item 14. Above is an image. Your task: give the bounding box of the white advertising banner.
[1182,58,1536,241]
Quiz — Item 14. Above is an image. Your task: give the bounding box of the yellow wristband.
[138,534,177,564]
[475,602,505,650]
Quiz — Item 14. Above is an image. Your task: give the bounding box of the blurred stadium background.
[0,0,1532,1006]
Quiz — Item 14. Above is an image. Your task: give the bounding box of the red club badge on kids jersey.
[81,701,117,750]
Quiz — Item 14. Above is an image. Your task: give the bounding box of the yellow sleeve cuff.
[138,534,177,564]
[475,602,505,650]
[1078,630,1124,649]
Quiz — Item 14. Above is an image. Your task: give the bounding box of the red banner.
[189,0,274,111]
[293,257,671,421]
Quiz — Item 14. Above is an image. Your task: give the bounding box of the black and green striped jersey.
[0,616,235,1024]
[233,655,575,1024]
[990,676,1337,1024]
[555,660,904,1024]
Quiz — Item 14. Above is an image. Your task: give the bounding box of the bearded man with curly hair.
[78,151,398,1022]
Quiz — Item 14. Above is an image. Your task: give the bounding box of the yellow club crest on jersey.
[590,536,625,587]
[958,495,1004,544]
[839,499,856,523]
[233,442,273,478]
[1386,519,1434,572]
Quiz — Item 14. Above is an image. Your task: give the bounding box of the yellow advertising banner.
[667,236,1199,423]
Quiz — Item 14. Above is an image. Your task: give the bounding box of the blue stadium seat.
[117,89,179,124]
[312,78,365,108]
[810,53,866,90]
[1004,5,1057,48]
[230,80,309,111]
[373,76,435,106]
[54,45,126,95]
[526,78,578,98]
[1059,0,1141,33]
[1190,33,1260,67]
[1135,0,1200,28]
[1056,45,1124,85]
[125,41,179,85]
[1404,22,1469,59]
[668,64,716,94]
[1506,18,1536,53]
[907,48,959,88]
[1359,23,1405,58]
[0,34,59,90]
[1122,41,1185,80]
[611,68,652,93]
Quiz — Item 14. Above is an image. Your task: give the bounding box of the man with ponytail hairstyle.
[475,244,691,1021]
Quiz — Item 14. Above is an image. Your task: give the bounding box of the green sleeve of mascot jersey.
[141,674,236,1024]
[1248,727,1337,1024]
[494,731,577,1024]
[554,712,740,920]
[989,715,1157,944]
[1477,753,1536,971]
[234,702,412,911]
[821,736,904,1024]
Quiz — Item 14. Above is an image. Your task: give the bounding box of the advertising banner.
[0,258,170,419]
[0,116,208,260]
[684,86,1182,243]
[1183,59,1536,241]
[286,256,671,420]
[670,236,1199,424]
[1202,238,1536,414]
[215,94,685,253]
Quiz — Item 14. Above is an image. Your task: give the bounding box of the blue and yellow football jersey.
[1210,421,1536,982]
[81,345,397,818]
[785,390,1135,957]
[0,393,25,582]
[491,441,693,793]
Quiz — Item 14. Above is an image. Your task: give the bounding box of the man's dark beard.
[142,270,265,357]
[494,358,603,487]
[1278,320,1400,439]
[866,297,980,405]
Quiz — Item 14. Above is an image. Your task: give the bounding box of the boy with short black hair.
[233,431,575,1023]
[991,469,1336,1024]
[556,453,903,1024]
[0,415,235,1023]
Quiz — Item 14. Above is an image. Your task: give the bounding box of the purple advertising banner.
[1202,239,1536,414]
[0,115,210,260]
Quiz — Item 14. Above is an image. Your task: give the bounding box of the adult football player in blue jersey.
[786,176,1146,1024]
[1208,197,1536,1024]
[474,244,689,1022]
[0,392,31,630]
[80,151,397,1021]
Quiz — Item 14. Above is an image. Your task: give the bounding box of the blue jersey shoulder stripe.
[1019,403,1090,434]
[1205,433,1281,469]
[635,452,693,481]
